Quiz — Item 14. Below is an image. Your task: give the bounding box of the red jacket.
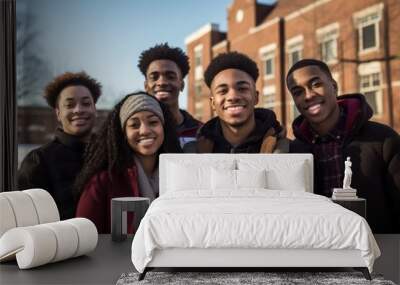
[76,165,140,233]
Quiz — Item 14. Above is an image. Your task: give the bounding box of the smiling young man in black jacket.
[138,43,202,148]
[287,59,400,233]
[18,72,102,220]
[189,51,287,154]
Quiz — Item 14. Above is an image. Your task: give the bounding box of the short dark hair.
[44,71,102,108]
[286,59,333,86]
[138,43,190,78]
[204,51,259,87]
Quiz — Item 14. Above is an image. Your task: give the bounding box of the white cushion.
[42,221,79,262]
[211,168,236,190]
[238,158,309,192]
[0,196,17,237]
[65,218,98,257]
[266,165,307,191]
[237,169,267,189]
[0,218,98,269]
[211,169,267,191]
[24,189,60,223]
[0,191,39,227]
[166,160,235,192]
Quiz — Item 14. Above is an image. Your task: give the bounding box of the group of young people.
[18,43,400,234]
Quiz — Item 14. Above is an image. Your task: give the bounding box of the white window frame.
[289,97,301,121]
[353,3,383,55]
[316,23,339,64]
[286,35,303,68]
[262,85,276,110]
[331,72,341,95]
[259,44,276,80]
[358,62,383,116]
[194,44,203,80]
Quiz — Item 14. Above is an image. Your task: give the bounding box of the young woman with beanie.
[75,91,182,233]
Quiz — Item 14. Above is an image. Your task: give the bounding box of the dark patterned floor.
[117,271,396,285]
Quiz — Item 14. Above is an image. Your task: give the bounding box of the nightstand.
[331,198,366,218]
[111,197,150,242]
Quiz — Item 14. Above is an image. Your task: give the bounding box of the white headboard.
[159,154,314,195]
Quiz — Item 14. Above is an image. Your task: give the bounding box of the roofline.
[184,23,220,45]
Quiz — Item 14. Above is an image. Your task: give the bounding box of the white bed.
[131,154,380,280]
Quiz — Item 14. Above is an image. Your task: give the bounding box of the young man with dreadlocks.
[18,71,102,220]
[191,51,288,153]
[75,91,182,233]
[287,59,400,233]
[138,43,202,148]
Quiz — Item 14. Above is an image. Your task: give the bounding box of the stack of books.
[332,188,358,200]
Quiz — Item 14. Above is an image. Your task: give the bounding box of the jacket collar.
[292,93,373,144]
[54,128,87,152]
[199,108,281,145]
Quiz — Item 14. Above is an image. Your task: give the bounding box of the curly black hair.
[204,51,259,87]
[44,71,102,108]
[73,91,182,200]
[138,43,190,78]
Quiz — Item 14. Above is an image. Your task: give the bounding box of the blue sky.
[20,0,241,109]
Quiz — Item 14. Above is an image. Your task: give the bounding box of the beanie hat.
[119,92,164,129]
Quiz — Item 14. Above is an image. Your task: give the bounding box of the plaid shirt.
[311,108,347,196]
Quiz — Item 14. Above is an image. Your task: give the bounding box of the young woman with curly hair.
[75,91,182,233]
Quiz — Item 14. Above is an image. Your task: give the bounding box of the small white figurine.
[343,157,353,189]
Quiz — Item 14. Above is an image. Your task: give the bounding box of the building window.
[290,98,301,121]
[289,49,302,67]
[317,23,339,64]
[287,36,303,68]
[359,72,382,115]
[194,44,203,80]
[194,81,203,119]
[259,44,276,80]
[263,52,275,79]
[262,85,276,110]
[332,72,341,95]
[195,49,202,67]
[354,4,383,54]
[195,82,202,99]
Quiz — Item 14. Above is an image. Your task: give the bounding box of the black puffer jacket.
[290,94,400,233]
[196,108,285,153]
[18,128,87,220]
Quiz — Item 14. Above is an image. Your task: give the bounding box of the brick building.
[185,0,400,135]
[18,106,109,145]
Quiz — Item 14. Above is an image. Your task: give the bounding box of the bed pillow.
[237,169,267,189]
[211,168,236,190]
[167,160,235,192]
[266,163,307,191]
[211,169,267,191]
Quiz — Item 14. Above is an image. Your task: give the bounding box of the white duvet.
[131,190,380,273]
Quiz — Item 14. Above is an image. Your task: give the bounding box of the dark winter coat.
[193,108,288,153]
[18,128,87,220]
[176,109,203,147]
[290,94,400,233]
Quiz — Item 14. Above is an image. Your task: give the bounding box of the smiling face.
[125,111,164,157]
[144,59,184,109]
[210,68,258,128]
[287,65,339,131]
[55,85,96,137]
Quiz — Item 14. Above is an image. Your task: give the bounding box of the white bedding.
[131,190,380,273]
